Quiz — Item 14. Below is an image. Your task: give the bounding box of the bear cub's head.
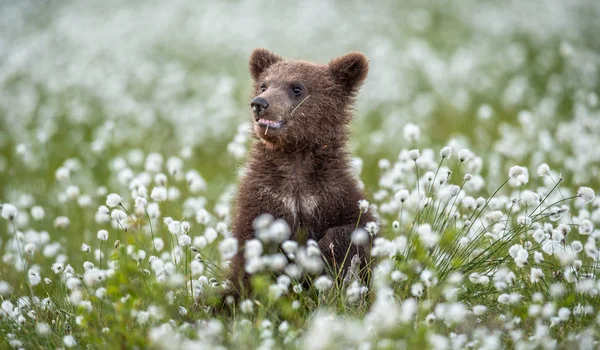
[248,48,368,150]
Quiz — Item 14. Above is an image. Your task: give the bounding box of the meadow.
[1,0,600,348]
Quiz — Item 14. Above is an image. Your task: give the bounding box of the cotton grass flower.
[577,187,595,204]
[218,237,238,260]
[408,149,420,161]
[151,187,167,201]
[351,228,369,245]
[1,204,18,221]
[537,163,550,177]
[63,335,77,348]
[314,276,333,292]
[106,193,123,208]
[508,165,529,186]
[403,123,420,143]
[97,230,108,241]
[357,199,370,213]
[440,146,452,159]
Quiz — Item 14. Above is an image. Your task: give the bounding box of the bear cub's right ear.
[249,48,283,81]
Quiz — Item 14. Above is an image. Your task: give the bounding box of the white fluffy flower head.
[106,193,122,208]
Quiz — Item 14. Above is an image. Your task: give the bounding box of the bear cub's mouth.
[257,118,283,129]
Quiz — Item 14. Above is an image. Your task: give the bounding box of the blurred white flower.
[106,193,123,208]
[440,146,452,159]
[151,187,167,201]
[403,123,420,144]
[63,335,77,348]
[1,204,18,221]
[408,149,420,161]
[577,187,595,204]
[537,163,550,177]
[219,237,238,260]
[97,230,108,241]
[351,228,369,245]
[135,197,148,209]
[358,199,369,213]
[314,276,333,292]
[178,234,191,247]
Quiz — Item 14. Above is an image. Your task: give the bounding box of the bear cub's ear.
[249,48,283,81]
[328,52,369,93]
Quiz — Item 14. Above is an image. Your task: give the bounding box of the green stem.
[145,209,157,253]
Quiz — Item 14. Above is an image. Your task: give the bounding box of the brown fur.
[227,48,374,296]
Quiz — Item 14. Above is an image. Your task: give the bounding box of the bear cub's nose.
[251,97,269,115]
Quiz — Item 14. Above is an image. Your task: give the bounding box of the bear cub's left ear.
[329,52,369,93]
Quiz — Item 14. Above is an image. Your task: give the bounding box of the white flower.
[135,197,148,209]
[191,260,204,276]
[281,240,297,255]
[195,209,211,224]
[578,220,593,235]
[168,220,181,235]
[31,206,45,220]
[365,222,379,236]
[411,283,424,297]
[54,216,71,228]
[178,234,191,247]
[577,187,595,204]
[154,173,167,186]
[110,210,126,222]
[440,146,452,159]
[358,199,370,213]
[150,186,167,201]
[508,165,529,186]
[28,269,41,286]
[534,251,544,263]
[55,167,70,182]
[1,203,18,221]
[457,149,472,162]
[218,237,238,260]
[181,221,191,234]
[473,305,487,316]
[403,123,420,143]
[97,230,108,241]
[395,189,410,203]
[314,276,333,292]
[391,270,406,282]
[420,269,437,287]
[530,267,544,283]
[408,149,420,161]
[240,299,254,314]
[558,307,571,321]
[418,224,438,248]
[36,322,51,336]
[205,227,218,243]
[521,190,540,207]
[106,193,122,208]
[537,163,550,177]
[81,243,91,253]
[351,228,369,245]
[268,219,291,243]
[509,244,528,267]
[63,335,77,348]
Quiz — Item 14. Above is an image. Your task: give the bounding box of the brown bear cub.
[227,48,374,296]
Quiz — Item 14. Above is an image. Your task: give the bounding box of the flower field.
[1,0,600,348]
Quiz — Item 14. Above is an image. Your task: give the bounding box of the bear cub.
[227,48,374,295]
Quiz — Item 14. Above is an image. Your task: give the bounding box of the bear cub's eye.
[260,83,267,92]
[291,84,303,96]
